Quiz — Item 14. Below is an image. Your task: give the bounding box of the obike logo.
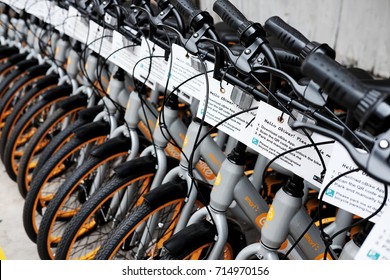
[165,143,181,160]
[67,57,72,68]
[196,160,216,182]
[266,205,275,221]
[182,135,188,148]
[209,153,222,168]
[304,233,321,252]
[255,213,268,229]
[214,172,222,186]
[244,196,260,213]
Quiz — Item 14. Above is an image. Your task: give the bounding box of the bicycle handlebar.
[213,0,266,46]
[302,53,367,109]
[264,16,335,60]
[302,53,390,135]
[169,0,210,29]
[213,0,252,38]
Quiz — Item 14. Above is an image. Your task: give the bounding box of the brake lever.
[198,38,327,107]
[198,37,257,74]
[157,23,210,55]
[291,121,390,185]
[253,65,326,107]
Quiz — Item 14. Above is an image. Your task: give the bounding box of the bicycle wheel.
[0,73,59,158]
[92,177,212,260]
[0,53,28,82]
[0,58,38,98]
[17,94,88,198]
[0,46,19,62]
[31,105,105,177]
[0,64,48,129]
[22,121,110,243]
[54,156,181,260]
[37,135,136,259]
[2,84,73,180]
[0,64,52,131]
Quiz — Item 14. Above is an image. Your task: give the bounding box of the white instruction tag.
[247,102,334,188]
[166,44,214,103]
[108,30,141,74]
[133,38,169,90]
[87,20,113,59]
[51,6,68,34]
[25,0,49,19]
[196,77,259,143]
[73,12,89,44]
[10,0,27,10]
[355,206,390,260]
[63,6,77,37]
[321,142,389,222]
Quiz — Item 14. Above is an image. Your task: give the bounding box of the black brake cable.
[131,31,160,158]
[250,73,328,179]
[159,69,215,163]
[323,106,370,152]
[318,169,388,260]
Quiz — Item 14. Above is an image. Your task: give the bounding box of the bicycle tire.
[2,84,73,180]
[31,105,105,177]
[54,156,181,260]
[17,97,88,198]
[0,74,59,158]
[0,53,28,81]
[37,135,134,259]
[0,64,52,131]
[93,177,211,260]
[0,59,38,98]
[22,121,110,243]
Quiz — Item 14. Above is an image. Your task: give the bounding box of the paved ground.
[0,160,39,260]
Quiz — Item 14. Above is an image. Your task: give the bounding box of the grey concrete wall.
[199,0,390,77]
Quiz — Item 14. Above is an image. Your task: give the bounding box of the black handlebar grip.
[213,0,253,38]
[264,16,310,57]
[274,49,301,67]
[302,53,367,109]
[169,0,203,27]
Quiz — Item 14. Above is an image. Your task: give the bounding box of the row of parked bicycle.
[0,0,389,260]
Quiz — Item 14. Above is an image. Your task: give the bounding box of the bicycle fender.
[76,105,104,122]
[143,177,212,208]
[143,178,188,208]
[14,58,39,71]
[3,53,28,64]
[73,121,110,141]
[113,155,179,179]
[25,63,51,76]
[41,83,72,101]
[57,93,88,111]
[163,220,216,258]
[114,155,156,178]
[90,134,132,158]
[31,74,59,89]
[0,46,19,58]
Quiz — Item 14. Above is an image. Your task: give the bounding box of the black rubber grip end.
[170,0,203,27]
[264,16,309,56]
[302,53,367,109]
[213,0,252,37]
